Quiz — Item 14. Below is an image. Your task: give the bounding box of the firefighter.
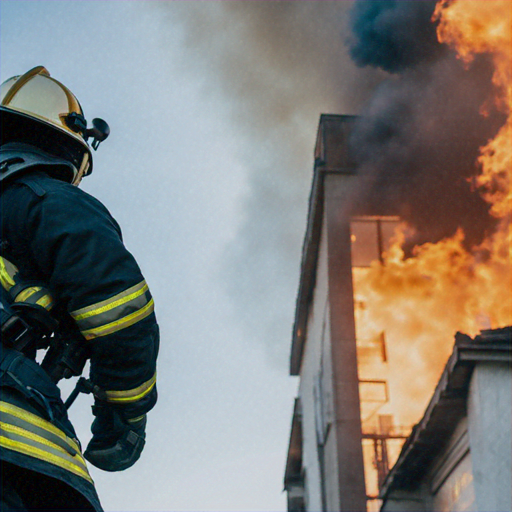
[0,66,159,511]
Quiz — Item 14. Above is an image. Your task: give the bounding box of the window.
[350,217,400,268]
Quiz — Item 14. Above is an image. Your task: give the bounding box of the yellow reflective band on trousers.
[0,401,93,483]
[104,372,157,404]
[0,256,18,291]
[70,280,154,340]
[14,286,54,310]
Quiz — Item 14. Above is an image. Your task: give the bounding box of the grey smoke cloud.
[155,1,383,366]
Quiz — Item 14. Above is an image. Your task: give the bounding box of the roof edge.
[380,326,512,497]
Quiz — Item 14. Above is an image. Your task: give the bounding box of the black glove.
[84,403,146,472]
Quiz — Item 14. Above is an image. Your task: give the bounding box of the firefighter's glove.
[84,403,146,472]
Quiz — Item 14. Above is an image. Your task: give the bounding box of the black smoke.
[349,0,444,72]
[347,0,504,250]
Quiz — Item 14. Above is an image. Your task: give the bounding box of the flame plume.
[354,6,511,501]
[354,0,512,437]
[435,0,511,217]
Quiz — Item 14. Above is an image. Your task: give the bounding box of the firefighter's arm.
[81,318,159,472]
[27,183,159,470]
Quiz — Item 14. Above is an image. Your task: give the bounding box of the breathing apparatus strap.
[0,142,78,185]
[0,299,35,353]
[1,304,96,412]
[0,258,91,407]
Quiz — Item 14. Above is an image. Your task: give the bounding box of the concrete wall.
[430,418,475,512]
[467,362,512,512]
[324,173,366,512]
[299,218,337,510]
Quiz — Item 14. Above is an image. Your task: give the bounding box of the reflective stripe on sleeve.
[70,280,154,340]
[0,401,93,483]
[104,373,157,404]
[14,286,54,310]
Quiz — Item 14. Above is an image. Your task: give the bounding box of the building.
[283,114,512,512]
[380,327,511,512]
[284,114,401,511]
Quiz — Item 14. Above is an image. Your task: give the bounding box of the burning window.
[359,379,388,404]
[350,217,400,268]
[351,216,412,510]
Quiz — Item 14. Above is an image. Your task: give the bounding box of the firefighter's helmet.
[0,66,109,184]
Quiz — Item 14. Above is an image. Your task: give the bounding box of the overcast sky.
[0,2,381,510]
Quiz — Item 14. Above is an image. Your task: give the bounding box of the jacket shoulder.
[4,172,111,214]
[2,172,121,249]
[2,172,65,201]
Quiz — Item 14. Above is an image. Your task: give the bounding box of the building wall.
[287,116,385,511]
[298,217,338,510]
[432,451,475,512]
[467,362,512,512]
[430,418,475,512]
[297,169,367,511]
[380,493,427,512]
[324,173,367,512]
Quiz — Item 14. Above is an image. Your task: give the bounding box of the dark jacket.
[1,170,159,510]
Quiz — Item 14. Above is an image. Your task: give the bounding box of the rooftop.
[379,326,512,498]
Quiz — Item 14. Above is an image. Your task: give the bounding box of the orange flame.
[355,1,512,495]
[435,0,511,217]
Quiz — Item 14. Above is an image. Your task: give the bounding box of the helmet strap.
[72,153,90,186]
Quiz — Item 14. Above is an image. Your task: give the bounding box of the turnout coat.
[0,170,159,510]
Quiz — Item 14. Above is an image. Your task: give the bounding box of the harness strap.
[0,347,76,439]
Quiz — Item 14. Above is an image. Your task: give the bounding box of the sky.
[0,2,383,510]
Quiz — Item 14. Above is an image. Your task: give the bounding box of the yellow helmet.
[0,66,109,183]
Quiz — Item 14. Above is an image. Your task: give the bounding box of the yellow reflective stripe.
[81,298,154,340]
[0,434,93,483]
[37,294,54,309]
[127,415,146,424]
[0,402,80,454]
[2,422,63,453]
[105,373,157,404]
[0,402,92,483]
[15,286,42,302]
[0,256,18,291]
[72,281,149,320]
[14,286,54,310]
[2,411,77,456]
[15,287,40,302]
[1,421,87,469]
[70,280,154,339]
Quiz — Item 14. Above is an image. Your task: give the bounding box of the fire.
[354,0,512,498]
[355,221,511,424]
[435,0,511,217]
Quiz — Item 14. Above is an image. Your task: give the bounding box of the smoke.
[348,0,444,72]
[347,0,505,250]
[154,1,504,367]
[155,1,383,366]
